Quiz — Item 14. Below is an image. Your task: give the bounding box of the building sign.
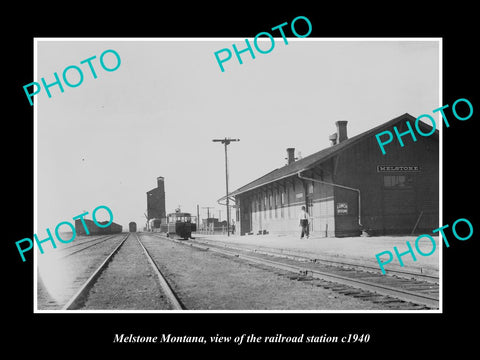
[296,193,304,199]
[336,202,348,215]
[376,165,420,172]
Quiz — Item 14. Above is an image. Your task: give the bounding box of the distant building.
[201,217,225,229]
[147,176,166,223]
[75,218,123,235]
[231,114,439,237]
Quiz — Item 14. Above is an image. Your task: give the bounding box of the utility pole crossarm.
[212,138,240,145]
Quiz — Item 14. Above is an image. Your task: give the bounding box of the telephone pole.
[196,204,200,229]
[212,137,240,236]
[202,206,214,232]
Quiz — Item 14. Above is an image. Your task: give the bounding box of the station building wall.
[331,120,439,236]
[237,171,336,237]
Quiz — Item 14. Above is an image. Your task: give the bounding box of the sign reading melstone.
[376,165,420,172]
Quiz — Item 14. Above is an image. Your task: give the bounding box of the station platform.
[193,232,441,277]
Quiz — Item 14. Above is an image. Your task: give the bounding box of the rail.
[154,234,439,309]
[62,233,184,310]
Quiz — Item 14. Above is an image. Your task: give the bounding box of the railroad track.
[55,234,122,259]
[62,233,183,310]
[153,234,439,310]
[191,238,439,283]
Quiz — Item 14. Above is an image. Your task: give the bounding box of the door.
[306,195,314,233]
[240,200,252,235]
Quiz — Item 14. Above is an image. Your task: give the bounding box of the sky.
[35,39,440,232]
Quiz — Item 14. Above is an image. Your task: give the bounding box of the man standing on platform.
[298,206,310,239]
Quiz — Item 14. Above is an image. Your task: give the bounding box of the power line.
[201,206,214,219]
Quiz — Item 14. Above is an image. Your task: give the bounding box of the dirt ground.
[38,232,419,311]
[81,234,171,310]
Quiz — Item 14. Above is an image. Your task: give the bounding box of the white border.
[33,37,443,314]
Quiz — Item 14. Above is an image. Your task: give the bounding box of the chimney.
[329,133,337,146]
[286,148,296,165]
[335,120,348,143]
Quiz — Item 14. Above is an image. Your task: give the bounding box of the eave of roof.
[230,113,437,197]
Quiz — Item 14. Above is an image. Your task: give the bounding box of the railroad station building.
[231,114,439,237]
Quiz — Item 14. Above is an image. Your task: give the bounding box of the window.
[308,182,314,194]
[384,175,413,188]
[269,195,272,218]
[281,192,285,205]
[275,192,278,218]
[264,196,267,219]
